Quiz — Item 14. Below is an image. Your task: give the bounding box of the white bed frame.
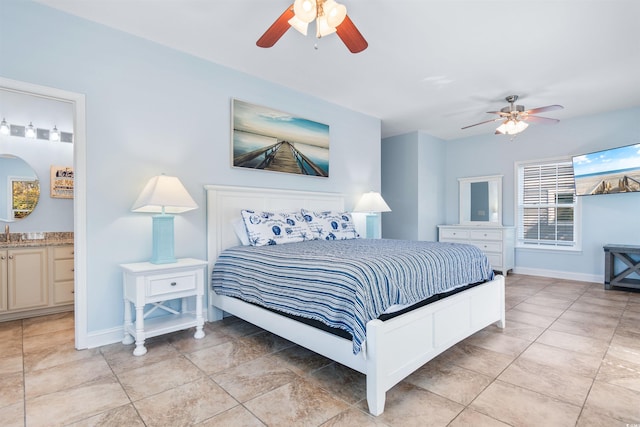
[205,184,505,416]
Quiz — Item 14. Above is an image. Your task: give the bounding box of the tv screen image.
[572,143,640,196]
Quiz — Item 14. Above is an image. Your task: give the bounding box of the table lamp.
[131,174,198,264]
[354,191,391,239]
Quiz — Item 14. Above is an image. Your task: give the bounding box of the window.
[516,158,580,250]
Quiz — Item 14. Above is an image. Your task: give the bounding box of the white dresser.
[438,225,515,275]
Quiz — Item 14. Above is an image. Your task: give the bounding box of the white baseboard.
[83,326,124,349]
[512,266,602,284]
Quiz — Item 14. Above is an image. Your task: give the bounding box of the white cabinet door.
[7,247,48,310]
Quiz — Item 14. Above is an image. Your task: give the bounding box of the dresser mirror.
[0,154,40,222]
[458,174,502,225]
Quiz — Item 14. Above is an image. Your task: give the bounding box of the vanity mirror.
[459,174,502,226]
[0,154,40,222]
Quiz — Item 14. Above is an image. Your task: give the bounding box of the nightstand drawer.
[147,273,196,296]
[469,230,502,241]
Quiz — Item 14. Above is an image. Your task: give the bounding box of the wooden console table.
[603,244,640,290]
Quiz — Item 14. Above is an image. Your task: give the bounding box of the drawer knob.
[170,282,177,287]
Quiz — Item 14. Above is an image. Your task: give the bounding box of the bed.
[205,184,505,416]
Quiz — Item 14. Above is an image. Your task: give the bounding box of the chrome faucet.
[4,224,9,243]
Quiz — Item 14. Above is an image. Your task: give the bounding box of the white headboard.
[205,184,345,270]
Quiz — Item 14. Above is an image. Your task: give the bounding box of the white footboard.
[364,275,505,415]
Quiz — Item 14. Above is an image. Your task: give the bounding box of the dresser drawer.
[53,281,74,304]
[147,272,196,297]
[469,230,502,241]
[470,241,503,253]
[439,228,470,240]
[485,253,502,269]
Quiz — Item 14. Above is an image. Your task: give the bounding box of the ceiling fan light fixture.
[293,0,317,23]
[324,0,347,28]
[288,15,309,35]
[496,119,528,135]
[316,15,337,38]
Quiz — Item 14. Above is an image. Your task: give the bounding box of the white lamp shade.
[316,15,337,37]
[288,15,309,35]
[353,191,391,213]
[131,175,198,214]
[496,119,528,135]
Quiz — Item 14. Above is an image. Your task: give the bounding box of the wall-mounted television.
[572,143,640,196]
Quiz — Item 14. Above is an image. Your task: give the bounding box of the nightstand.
[120,258,207,356]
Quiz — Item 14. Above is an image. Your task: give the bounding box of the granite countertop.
[0,232,74,249]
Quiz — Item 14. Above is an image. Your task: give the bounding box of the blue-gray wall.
[1,1,381,336]
[381,131,446,241]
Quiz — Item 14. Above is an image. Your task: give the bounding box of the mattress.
[212,239,494,353]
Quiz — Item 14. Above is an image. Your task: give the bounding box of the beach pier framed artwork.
[232,99,330,177]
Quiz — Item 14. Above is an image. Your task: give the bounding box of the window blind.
[517,160,578,248]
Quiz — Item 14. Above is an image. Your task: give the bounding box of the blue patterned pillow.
[241,209,314,246]
[300,209,360,240]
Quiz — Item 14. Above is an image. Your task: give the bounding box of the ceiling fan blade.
[336,15,368,53]
[256,5,295,48]
[525,104,563,115]
[524,115,560,124]
[461,117,503,129]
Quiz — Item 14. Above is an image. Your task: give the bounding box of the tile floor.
[1,274,640,426]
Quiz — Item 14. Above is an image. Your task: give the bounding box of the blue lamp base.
[150,214,176,264]
[365,213,380,239]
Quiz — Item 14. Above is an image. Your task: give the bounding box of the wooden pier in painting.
[233,141,328,177]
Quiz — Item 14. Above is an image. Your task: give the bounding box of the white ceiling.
[36,0,640,140]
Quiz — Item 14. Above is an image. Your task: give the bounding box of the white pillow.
[300,209,360,240]
[241,209,314,246]
[232,218,251,246]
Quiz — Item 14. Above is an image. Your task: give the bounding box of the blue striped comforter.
[211,239,494,354]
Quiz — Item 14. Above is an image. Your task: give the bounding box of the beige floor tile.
[24,344,101,373]
[168,324,231,353]
[212,354,298,403]
[65,404,145,427]
[576,407,629,427]
[363,381,463,427]
[22,312,74,337]
[597,354,640,393]
[518,342,602,378]
[550,317,617,341]
[436,342,515,377]
[498,357,593,406]
[134,378,237,426]
[197,405,265,426]
[0,401,24,427]
[449,408,510,427]
[471,380,581,427]
[506,308,557,328]
[186,334,274,375]
[511,300,568,318]
[117,355,204,401]
[0,336,22,358]
[463,329,531,357]
[486,319,545,342]
[583,380,640,424]
[0,371,24,408]
[577,295,629,308]
[244,377,349,426]
[25,376,130,427]
[22,327,74,353]
[405,357,492,405]
[321,408,388,426]
[522,294,575,309]
[273,344,333,376]
[536,329,610,358]
[25,354,113,399]
[100,339,181,374]
[0,354,23,375]
[569,301,626,318]
[309,362,366,405]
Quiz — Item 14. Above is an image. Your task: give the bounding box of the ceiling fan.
[462,95,564,135]
[256,0,368,53]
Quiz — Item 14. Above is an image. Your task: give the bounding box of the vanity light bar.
[1,120,72,143]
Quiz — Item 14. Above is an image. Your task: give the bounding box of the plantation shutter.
[517,160,578,248]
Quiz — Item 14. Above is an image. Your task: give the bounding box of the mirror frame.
[458,174,503,226]
[1,154,40,222]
